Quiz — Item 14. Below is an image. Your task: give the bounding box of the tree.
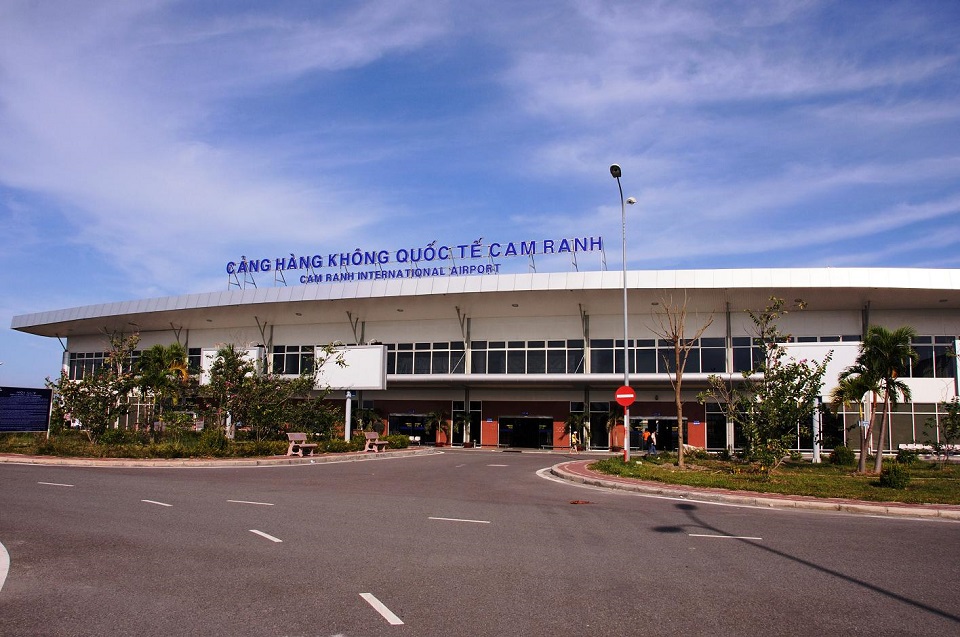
[835,326,917,473]
[828,368,879,473]
[859,325,917,474]
[650,293,713,468]
[242,372,316,441]
[136,343,188,436]
[201,342,347,441]
[46,331,140,442]
[201,344,256,437]
[699,298,831,477]
[925,397,960,467]
[425,409,451,444]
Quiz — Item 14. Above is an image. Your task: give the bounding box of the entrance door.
[499,416,552,448]
[388,414,435,444]
[636,417,686,452]
[589,412,610,449]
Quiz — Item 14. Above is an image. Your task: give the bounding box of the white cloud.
[0,0,452,294]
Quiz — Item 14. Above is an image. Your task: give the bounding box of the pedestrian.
[648,429,657,456]
[642,428,650,453]
[570,431,580,454]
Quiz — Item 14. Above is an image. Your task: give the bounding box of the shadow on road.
[651,502,960,625]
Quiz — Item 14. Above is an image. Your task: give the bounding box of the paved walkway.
[0,447,438,468]
[551,459,960,520]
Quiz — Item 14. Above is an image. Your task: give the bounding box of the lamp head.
[626,197,637,205]
[609,164,622,179]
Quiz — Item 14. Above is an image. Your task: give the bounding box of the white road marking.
[228,500,275,506]
[360,593,404,625]
[429,516,491,524]
[487,464,508,467]
[249,529,283,543]
[141,500,172,507]
[0,541,9,593]
[37,482,73,487]
[689,534,762,540]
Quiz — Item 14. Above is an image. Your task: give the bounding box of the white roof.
[11,268,960,337]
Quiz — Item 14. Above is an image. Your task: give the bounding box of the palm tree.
[136,343,188,435]
[858,326,918,473]
[829,367,879,473]
[425,409,450,445]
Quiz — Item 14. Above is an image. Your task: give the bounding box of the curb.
[0,447,439,469]
[550,461,960,521]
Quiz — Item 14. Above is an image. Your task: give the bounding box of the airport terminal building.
[11,265,960,453]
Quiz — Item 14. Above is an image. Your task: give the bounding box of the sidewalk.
[0,447,438,468]
[551,459,960,521]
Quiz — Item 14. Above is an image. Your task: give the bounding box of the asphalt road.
[1,450,958,636]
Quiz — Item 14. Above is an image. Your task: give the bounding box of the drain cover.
[569,500,592,505]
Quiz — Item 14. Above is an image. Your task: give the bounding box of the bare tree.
[650,293,714,468]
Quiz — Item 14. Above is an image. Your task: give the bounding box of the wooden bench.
[286,432,318,457]
[364,431,389,453]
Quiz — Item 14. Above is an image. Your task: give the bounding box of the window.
[699,337,727,373]
[272,345,315,375]
[389,342,465,375]
[732,337,761,373]
[68,351,141,379]
[68,352,105,380]
[188,348,202,373]
[907,336,956,379]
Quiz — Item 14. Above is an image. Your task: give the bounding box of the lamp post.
[610,164,633,461]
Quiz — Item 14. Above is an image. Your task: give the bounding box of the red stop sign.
[615,385,636,407]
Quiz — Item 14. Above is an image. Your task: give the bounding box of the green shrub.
[228,441,287,457]
[829,445,856,466]
[879,463,911,489]
[99,427,133,445]
[151,442,187,458]
[684,447,711,461]
[196,428,229,456]
[385,435,410,449]
[895,448,919,465]
[322,439,359,453]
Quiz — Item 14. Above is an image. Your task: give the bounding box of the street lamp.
[610,164,635,461]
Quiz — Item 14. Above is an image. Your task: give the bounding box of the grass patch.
[591,455,960,505]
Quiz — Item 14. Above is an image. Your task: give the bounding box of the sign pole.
[615,385,636,460]
[344,391,353,442]
[610,164,632,462]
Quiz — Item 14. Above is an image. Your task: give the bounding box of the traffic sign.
[615,385,636,407]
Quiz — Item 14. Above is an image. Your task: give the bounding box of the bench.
[364,431,389,453]
[286,432,318,457]
[899,443,960,454]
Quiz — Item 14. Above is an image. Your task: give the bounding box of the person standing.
[648,429,657,456]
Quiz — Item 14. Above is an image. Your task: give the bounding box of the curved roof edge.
[11,267,960,332]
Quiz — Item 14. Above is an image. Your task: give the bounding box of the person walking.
[648,429,657,456]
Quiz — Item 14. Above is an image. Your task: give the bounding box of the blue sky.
[2,0,959,387]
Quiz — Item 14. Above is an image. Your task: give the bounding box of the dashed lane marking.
[689,534,762,540]
[429,516,491,524]
[37,482,73,487]
[360,593,404,625]
[142,500,172,507]
[228,500,275,506]
[249,529,283,543]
